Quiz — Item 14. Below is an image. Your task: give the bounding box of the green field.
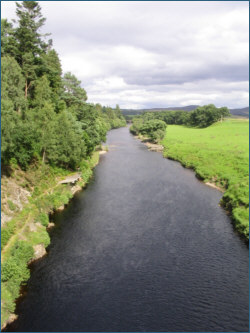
[162,119,249,239]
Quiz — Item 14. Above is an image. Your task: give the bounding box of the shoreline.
[132,133,247,242]
[1,150,103,330]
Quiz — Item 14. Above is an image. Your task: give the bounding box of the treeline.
[130,104,230,140]
[1,1,126,171]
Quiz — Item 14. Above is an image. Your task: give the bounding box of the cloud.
[1,1,249,108]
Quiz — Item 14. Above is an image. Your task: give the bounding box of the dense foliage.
[1,1,126,170]
[130,118,167,143]
[130,104,230,135]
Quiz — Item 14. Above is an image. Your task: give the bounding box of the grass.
[162,118,249,239]
[1,152,100,328]
[7,200,17,212]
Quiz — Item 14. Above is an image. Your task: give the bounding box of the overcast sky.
[1,1,249,109]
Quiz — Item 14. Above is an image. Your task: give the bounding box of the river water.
[8,127,249,332]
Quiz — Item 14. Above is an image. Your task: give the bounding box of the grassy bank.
[1,152,99,328]
[162,119,249,239]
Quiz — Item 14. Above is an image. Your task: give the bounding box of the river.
[7,127,249,332]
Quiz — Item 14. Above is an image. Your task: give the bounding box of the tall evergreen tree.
[62,72,87,108]
[15,1,48,57]
[14,1,50,98]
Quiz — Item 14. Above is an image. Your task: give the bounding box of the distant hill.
[122,106,249,118]
[229,107,249,118]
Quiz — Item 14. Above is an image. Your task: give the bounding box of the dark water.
[8,127,249,332]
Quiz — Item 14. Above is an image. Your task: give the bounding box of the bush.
[1,241,33,283]
[8,200,17,211]
[140,120,167,143]
[35,212,49,226]
[1,220,16,249]
[1,258,21,282]
[10,240,34,263]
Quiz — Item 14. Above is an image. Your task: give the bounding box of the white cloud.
[1,1,249,108]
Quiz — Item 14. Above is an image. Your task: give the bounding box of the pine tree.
[62,72,87,108]
[14,1,50,98]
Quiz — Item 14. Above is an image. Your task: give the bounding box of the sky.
[1,1,249,109]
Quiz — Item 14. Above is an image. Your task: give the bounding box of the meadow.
[162,119,249,239]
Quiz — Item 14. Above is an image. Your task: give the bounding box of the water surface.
[8,127,249,332]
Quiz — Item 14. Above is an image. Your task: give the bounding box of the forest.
[1,1,126,172]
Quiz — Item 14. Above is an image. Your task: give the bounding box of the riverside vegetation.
[130,109,249,240]
[1,1,126,328]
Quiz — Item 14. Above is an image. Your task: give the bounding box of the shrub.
[1,220,16,249]
[140,120,167,143]
[8,200,17,211]
[36,212,49,226]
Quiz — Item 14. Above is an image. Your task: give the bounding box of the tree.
[1,19,18,57]
[15,1,49,58]
[21,52,37,98]
[46,111,87,169]
[1,56,26,114]
[1,56,26,164]
[0,1,127,171]
[114,104,123,119]
[32,75,52,109]
[1,99,20,164]
[218,106,230,122]
[30,75,57,162]
[62,72,87,108]
[11,120,38,169]
[38,49,63,110]
[14,1,50,98]
[189,104,223,127]
[140,119,167,142]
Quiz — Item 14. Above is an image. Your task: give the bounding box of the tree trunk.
[25,80,32,98]
[42,149,46,163]
[25,80,28,98]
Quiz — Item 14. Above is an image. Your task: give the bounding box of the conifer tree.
[14,1,50,98]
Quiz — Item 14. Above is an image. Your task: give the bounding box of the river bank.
[133,119,249,241]
[162,119,249,240]
[1,150,101,329]
[6,126,248,332]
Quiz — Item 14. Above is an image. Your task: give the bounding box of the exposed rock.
[134,135,163,152]
[59,173,81,185]
[32,244,46,261]
[47,222,55,229]
[145,142,164,152]
[1,175,31,226]
[71,185,82,195]
[1,314,18,330]
[29,222,42,232]
[1,212,12,226]
[205,182,224,192]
